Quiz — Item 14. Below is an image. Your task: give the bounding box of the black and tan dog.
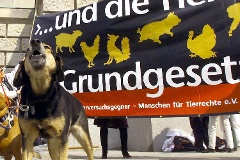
[13,39,94,160]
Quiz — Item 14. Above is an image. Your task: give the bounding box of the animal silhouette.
[55,30,82,53]
[80,35,100,68]
[187,24,217,59]
[104,34,130,65]
[137,12,181,44]
[227,3,240,36]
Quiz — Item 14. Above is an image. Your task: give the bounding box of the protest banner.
[31,0,240,117]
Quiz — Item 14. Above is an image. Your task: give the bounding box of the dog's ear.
[13,61,30,87]
[55,55,64,82]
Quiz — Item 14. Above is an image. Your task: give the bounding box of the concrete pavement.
[1,145,240,159]
[65,149,240,160]
[66,148,240,160]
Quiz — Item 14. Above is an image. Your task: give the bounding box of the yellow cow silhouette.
[227,3,240,36]
[137,12,181,44]
[104,34,130,65]
[55,30,82,53]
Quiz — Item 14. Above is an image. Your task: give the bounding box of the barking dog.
[13,39,94,160]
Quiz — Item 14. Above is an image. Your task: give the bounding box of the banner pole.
[30,0,43,40]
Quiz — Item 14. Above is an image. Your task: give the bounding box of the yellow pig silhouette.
[227,3,240,36]
[137,12,181,44]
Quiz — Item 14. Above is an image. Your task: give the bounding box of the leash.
[0,104,29,130]
[0,68,12,130]
[0,68,22,130]
[0,68,10,107]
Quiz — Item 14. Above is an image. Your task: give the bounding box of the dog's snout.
[31,39,41,46]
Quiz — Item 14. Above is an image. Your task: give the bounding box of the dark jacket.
[94,118,128,128]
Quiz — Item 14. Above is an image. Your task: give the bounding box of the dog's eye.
[44,45,51,49]
[26,48,29,52]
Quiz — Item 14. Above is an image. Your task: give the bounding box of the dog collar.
[25,81,56,105]
[20,82,57,118]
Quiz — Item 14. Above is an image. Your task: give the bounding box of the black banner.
[31,0,240,117]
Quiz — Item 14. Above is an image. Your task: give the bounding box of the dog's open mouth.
[29,49,46,68]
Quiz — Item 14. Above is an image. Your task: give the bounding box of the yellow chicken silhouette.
[55,30,82,53]
[227,3,240,36]
[137,12,181,44]
[104,34,130,65]
[187,24,216,59]
[80,35,100,68]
